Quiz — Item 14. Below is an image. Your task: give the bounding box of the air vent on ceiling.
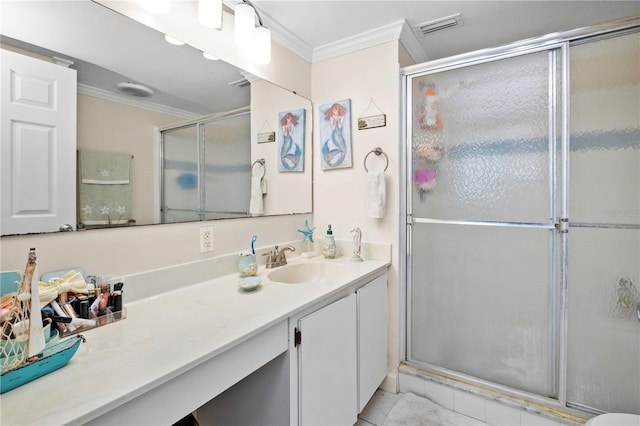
[227,78,251,88]
[416,13,463,35]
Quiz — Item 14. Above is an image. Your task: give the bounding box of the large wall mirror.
[0,0,312,235]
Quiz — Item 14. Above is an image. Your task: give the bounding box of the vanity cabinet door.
[357,273,388,412]
[297,293,357,426]
[1,49,77,235]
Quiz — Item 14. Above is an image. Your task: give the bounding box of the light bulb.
[253,26,271,64]
[198,0,222,30]
[234,3,255,47]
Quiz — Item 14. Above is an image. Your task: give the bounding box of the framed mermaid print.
[319,99,353,170]
[278,109,306,172]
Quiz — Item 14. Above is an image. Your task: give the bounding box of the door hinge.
[294,327,302,347]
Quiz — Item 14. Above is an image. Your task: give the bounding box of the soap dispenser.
[322,224,337,259]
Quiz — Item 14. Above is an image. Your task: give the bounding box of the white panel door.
[1,48,76,235]
[357,274,388,412]
[298,293,357,426]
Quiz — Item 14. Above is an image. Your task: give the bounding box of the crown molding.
[311,19,428,63]
[228,4,428,64]
[312,20,404,62]
[77,84,198,119]
[264,14,314,63]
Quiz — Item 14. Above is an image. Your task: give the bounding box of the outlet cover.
[200,226,213,253]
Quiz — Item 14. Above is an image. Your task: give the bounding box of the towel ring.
[364,148,388,172]
[251,159,266,178]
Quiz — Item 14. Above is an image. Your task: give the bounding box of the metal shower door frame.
[400,16,639,412]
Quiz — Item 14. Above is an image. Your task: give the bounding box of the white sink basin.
[267,262,348,284]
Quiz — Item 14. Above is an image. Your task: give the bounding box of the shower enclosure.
[160,110,251,223]
[402,19,639,415]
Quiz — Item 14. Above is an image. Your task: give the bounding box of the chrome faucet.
[263,245,295,268]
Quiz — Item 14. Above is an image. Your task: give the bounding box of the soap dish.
[239,276,261,292]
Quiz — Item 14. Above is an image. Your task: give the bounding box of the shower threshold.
[398,362,590,426]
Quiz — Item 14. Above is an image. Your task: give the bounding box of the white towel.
[249,176,265,216]
[367,170,386,218]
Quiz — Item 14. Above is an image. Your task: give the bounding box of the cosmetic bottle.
[322,224,336,259]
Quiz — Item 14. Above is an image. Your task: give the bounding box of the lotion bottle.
[322,224,336,259]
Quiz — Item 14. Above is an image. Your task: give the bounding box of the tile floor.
[356,390,491,426]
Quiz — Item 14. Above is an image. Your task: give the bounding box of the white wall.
[311,41,403,392]
[251,79,313,215]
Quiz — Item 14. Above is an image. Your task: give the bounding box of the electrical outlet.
[200,226,213,253]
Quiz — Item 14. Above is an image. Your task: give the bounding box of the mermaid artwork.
[321,102,348,168]
[279,112,302,171]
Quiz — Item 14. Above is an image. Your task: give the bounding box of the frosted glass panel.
[162,125,199,223]
[410,223,554,396]
[411,51,553,223]
[569,33,640,225]
[202,113,251,219]
[567,228,640,413]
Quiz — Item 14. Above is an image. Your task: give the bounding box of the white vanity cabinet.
[297,293,358,426]
[357,273,388,412]
[293,272,388,425]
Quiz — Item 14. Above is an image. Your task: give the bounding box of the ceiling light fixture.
[116,82,155,98]
[234,0,271,64]
[252,26,271,65]
[195,0,271,64]
[198,0,222,30]
[164,35,185,45]
[234,2,256,48]
[203,51,220,60]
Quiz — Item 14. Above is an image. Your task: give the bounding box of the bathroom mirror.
[0,0,312,234]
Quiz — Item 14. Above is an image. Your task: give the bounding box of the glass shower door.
[161,124,200,223]
[202,112,251,219]
[566,32,640,414]
[407,48,560,397]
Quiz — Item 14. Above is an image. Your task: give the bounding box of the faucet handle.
[262,251,274,263]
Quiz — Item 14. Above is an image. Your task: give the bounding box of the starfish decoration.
[297,220,315,243]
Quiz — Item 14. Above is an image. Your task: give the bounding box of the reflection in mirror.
[0,0,312,236]
[162,109,252,223]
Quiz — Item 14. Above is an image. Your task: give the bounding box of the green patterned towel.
[78,151,132,226]
[80,150,130,184]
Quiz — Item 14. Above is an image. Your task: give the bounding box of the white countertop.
[1,255,389,425]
